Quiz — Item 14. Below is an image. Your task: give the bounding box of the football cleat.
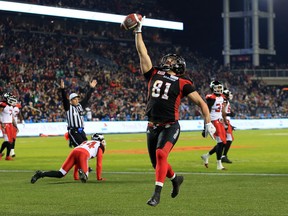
[31,170,43,184]
[201,154,209,168]
[171,175,184,198]
[221,156,232,163]
[217,161,227,170]
[5,156,13,161]
[78,169,88,183]
[217,166,227,170]
[147,192,160,207]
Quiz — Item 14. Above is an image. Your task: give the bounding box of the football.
[120,13,142,30]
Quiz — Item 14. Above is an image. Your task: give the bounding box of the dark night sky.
[160,0,288,65]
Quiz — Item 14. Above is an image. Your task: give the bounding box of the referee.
[60,78,97,148]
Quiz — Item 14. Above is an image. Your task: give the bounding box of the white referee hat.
[69,93,79,100]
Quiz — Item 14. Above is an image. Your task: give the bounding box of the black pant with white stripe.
[68,128,87,148]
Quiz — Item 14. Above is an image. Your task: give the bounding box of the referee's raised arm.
[80,79,97,108]
[60,79,70,111]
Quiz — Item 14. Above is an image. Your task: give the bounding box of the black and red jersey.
[144,67,196,123]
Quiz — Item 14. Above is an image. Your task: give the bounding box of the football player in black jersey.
[133,17,216,207]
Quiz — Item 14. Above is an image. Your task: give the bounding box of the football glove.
[231,125,236,131]
[205,122,216,140]
[134,16,146,33]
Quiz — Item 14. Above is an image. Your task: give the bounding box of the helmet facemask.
[3,92,17,106]
[210,81,223,95]
[91,133,106,152]
[159,54,186,75]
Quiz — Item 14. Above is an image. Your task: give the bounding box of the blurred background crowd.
[1,0,288,123]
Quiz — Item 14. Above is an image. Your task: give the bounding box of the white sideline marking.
[1,170,288,177]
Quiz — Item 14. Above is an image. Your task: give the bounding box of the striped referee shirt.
[61,87,94,129]
[67,103,85,128]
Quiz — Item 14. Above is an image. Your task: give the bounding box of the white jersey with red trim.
[0,103,14,123]
[206,93,225,121]
[224,100,231,121]
[75,140,102,159]
[13,105,20,124]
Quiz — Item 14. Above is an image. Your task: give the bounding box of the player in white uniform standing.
[0,93,18,161]
[201,81,228,170]
[31,133,106,183]
[221,88,235,163]
[10,99,25,157]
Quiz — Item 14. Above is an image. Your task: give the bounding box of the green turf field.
[1,129,288,216]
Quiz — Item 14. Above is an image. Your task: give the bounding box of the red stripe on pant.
[155,141,174,183]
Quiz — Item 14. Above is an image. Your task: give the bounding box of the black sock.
[6,143,12,157]
[209,145,217,155]
[216,142,224,160]
[171,175,178,183]
[223,141,232,156]
[0,141,9,153]
[11,140,15,149]
[42,171,64,178]
[155,185,162,194]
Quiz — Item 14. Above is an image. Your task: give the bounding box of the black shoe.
[147,192,160,207]
[221,156,232,163]
[31,170,43,184]
[78,169,88,183]
[88,167,93,173]
[171,175,184,198]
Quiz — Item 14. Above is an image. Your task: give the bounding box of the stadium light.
[0,1,183,30]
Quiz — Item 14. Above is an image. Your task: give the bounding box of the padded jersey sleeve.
[143,67,156,81]
[182,77,196,96]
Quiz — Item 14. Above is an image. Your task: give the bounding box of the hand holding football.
[120,13,142,30]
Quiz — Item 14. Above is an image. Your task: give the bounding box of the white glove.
[134,16,145,33]
[205,122,216,140]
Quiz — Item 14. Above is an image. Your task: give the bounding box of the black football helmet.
[92,133,106,153]
[91,133,105,141]
[210,81,223,95]
[159,53,186,75]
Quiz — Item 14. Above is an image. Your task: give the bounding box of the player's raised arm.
[134,24,152,74]
[121,14,152,74]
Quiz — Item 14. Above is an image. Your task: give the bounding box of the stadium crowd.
[1,2,288,123]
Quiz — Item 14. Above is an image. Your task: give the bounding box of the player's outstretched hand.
[134,16,146,33]
[205,122,216,140]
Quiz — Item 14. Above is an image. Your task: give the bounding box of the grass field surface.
[0,129,288,215]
